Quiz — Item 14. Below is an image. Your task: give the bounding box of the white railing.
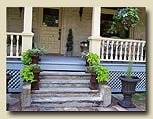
[6,32,23,58]
[100,38,146,62]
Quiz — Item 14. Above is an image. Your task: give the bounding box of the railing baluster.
[115,41,118,60]
[119,41,123,61]
[140,43,145,61]
[10,35,13,56]
[110,40,114,60]
[106,40,109,60]
[132,42,136,61]
[136,42,140,61]
[124,42,128,61]
[16,35,19,56]
[101,40,104,60]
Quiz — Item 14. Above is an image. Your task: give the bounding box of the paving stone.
[22,106,38,111]
[8,101,21,111]
[7,94,20,105]
[126,107,144,111]
[78,107,96,111]
[112,105,128,111]
[38,107,56,111]
[97,107,118,111]
[63,107,79,111]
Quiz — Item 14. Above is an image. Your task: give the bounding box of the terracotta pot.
[89,72,98,90]
[85,59,89,67]
[31,55,39,64]
[31,70,40,90]
[118,76,139,108]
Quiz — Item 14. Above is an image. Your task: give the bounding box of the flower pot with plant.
[109,8,141,39]
[21,65,37,90]
[118,61,140,108]
[86,65,98,90]
[85,53,100,90]
[22,47,46,65]
[66,29,73,56]
[80,40,89,52]
[81,52,89,67]
[30,64,43,90]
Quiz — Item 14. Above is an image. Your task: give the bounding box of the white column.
[22,7,34,53]
[88,7,102,56]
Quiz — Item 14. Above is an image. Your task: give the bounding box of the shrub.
[96,65,109,83]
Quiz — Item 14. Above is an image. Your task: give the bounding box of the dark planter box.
[89,72,98,90]
[31,55,39,64]
[31,70,40,90]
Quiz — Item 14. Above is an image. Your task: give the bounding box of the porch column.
[88,7,102,56]
[22,7,34,53]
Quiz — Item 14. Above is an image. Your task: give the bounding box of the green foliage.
[81,51,89,61]
[30,64,43,72]
[86,65,98,73]
[66,29,73,51]
[21,65,37,83]
[110,8,140,32]
[126,60,133,78]
[96,66,110,83]
[21,49,32,65]
[86,53,100,66]
[33,42,47,55]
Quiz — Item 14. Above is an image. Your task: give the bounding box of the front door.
[38,8,62,54]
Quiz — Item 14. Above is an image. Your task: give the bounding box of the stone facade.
[6,7,146,56]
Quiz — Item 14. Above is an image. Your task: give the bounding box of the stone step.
[38,79,91,88]
[32,88,99,94]
[31,97,103,108]
[40,71,91,79]
[38,83,90,88]
[32,88,99,97]
[40,71,90,76]
[32,91,99,97]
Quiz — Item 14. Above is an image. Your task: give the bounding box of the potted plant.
[110,7,141,39]
[118,61,140,108]
[30,64,43,90]
[21,65,37,90]
[86,65,109,90]
[96,65,109,85]
[80,40,89,52]
[66,29,73,56]
[22,47,46,64]
[86,65,98,90]
[81,52,89,67]
[81,52,100,67]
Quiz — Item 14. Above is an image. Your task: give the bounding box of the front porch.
[6,7,146,109]
[6,7,146,62]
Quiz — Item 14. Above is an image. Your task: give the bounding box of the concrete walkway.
[7,93,145,111]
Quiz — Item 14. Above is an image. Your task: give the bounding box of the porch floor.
[40,56,85,65]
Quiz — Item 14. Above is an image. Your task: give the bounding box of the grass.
[132,92,146,110]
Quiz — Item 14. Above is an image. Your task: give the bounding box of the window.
[42,8,59,27]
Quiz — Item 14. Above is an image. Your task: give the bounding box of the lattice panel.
[7,69,22,92]
[107,71,146,92]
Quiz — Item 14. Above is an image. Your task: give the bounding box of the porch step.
[32,88,99,97]
[38,79,90,88]
[31,71,102,107]
[40,71,90,79]
[31,97,103,107]
[39,56,86,71]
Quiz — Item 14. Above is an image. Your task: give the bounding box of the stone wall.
[62,7,92,56]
